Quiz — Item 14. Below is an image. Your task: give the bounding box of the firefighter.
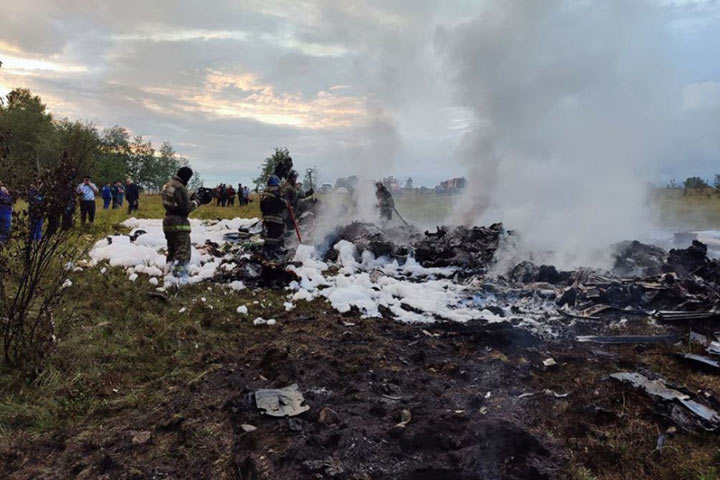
[273,155,293,182]
[281,170,314,228]
[260,175,287,259]
[375,182,394,223]
[161,167,209,281]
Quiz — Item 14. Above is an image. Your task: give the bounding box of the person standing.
[237,183,244,205]
[111,182,119,209]
[161,167,209,281]
[101,183,112,209]
[227,185,236,206]
[76,176,99,226]
[260,175,287,259]
[375,182,394,224]
[117,181,125,207]
[28,185,45,241]
[219,184,227,207]
[125,178,140,214]
[0,181,12,243]
[281,170,313,229]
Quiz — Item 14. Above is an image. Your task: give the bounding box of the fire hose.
[286,199,303,243]
[392,206,409,226]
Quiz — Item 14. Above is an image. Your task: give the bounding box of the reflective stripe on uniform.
[164,224,192,232]
[263,215,283,224]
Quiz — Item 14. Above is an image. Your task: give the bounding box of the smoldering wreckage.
[74,216,720,478]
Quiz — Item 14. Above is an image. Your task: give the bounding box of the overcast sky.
[1,0,720,187]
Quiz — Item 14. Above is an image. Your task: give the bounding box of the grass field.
[12,187,719,239]
[653,188,720,230]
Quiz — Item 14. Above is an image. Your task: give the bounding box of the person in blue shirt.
[28,186,44,242]
[76,176,99,226]
[101,183,112,209]
[0,181,12,243]
[111,182,119,208]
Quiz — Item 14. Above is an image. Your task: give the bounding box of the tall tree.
[95,125,131,184]
[0,88,55,186]
[684,176,708,190]
[254,147,291,189]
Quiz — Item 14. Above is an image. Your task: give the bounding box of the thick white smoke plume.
[436,0,683,269]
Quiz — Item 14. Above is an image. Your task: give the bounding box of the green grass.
[0,266,297,434]
[653,188,720,231]
[0,193,264,435]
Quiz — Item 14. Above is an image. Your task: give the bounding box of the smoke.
[311,111,401,242]
[436,0,680,269]
[346,111,401,220]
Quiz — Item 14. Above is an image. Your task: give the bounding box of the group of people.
[0,175,142,244]
[101,180,139,213]
[213,183,251,207]
[158,159,314,280]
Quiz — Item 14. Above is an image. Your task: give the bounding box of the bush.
[0,153,88,371]
[684,176,709,190]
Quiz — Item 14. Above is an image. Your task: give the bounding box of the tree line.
[0,88,200,192]
[666,176,720,195]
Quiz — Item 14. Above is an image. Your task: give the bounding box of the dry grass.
[653,188,720,231]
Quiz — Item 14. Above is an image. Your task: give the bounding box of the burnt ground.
[2,302,720,479]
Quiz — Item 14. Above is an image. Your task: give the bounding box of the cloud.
[0,0,719,193]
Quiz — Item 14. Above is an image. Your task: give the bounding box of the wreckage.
[210,219,720,434]
[91,215,720,439]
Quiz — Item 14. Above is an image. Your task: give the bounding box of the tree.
[254,147,291,189]
[0,88,55,186]
[0,88,192,193]
[684,176,709,190]
[53,119,100,178]
[187,168,204,191]
[152,142,182,191]
[126,135,154,189]
[405,177,413,189]
[95,125,132,185]
[713,175,720,190]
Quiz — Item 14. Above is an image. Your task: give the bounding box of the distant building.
[435,177,466,194]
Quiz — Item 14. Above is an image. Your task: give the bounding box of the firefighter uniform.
[281,171,313,229]
[161,173,199,278]
[260,179,287,258]
[376,183,394,223]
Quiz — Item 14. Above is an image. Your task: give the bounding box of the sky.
[1,0,720,188]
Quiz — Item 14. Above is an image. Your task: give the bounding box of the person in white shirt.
[76,176,99,225]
